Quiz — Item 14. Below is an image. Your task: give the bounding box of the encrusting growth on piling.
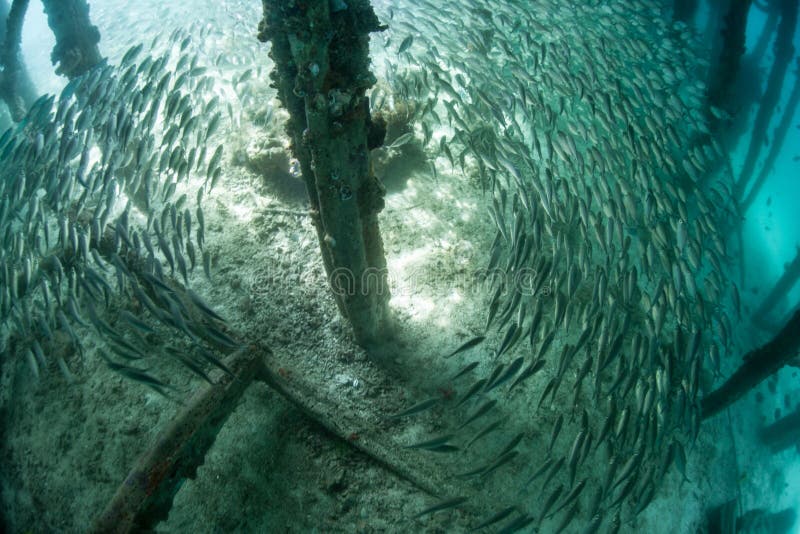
[258,0,391,346]
[41,0,103,79]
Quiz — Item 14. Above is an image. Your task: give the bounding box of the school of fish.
[0,26,244,395]
[374,0,740,531]
[0,0,744,531]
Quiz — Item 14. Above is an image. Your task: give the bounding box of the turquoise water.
[0,1,798,532]
[736,5,800,315]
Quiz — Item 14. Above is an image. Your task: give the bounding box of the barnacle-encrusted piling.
[0,0,37,121]
[258,0,390,346]
[41,0,103,78]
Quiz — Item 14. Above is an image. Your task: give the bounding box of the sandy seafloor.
[1,0,799,532]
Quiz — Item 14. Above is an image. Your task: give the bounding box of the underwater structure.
[736,0,797,210]
[0,0,798,532]
[40,0,103,78]
[258,0,391,346]
[0,0,37,121]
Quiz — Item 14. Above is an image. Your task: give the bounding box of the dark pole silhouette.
[673,0,699,23]
[735,0,798,203]
[752,246,800,327]
[702,308,800,419]
[708,0,753,114]
[761,406,800,453]
[751,5,779,65]
[740,59,800,212]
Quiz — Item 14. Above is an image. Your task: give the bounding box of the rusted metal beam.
[90,347,264,534]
